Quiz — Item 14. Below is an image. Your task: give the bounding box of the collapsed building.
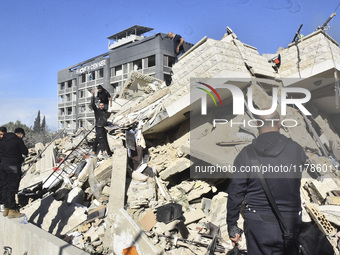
[1,23,340,255]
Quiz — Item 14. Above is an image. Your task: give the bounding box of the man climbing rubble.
[0,127,28,218]
[96,85,112,111]
[168,31,185,63]
[227,110,306,255]
[91,89,112,159]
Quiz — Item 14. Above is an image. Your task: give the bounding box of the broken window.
[59,96,64,103]
[79,90,85,98]
[147,55,156,67]
[59,121,64,129]
[66,121,71,128]
[67,107,72,115]
[79,120,84,128]
[133,59,142,71]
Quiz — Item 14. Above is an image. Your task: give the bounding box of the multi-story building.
[57,25,192,132]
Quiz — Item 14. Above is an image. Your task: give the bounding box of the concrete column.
[155,53,164,80]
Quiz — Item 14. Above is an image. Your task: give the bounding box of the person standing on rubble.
[0,126,7,213]
[168,32,185,63]
[227,110,306,255]
[0,127,28,218]
[91,89,112,159]
[96,85,112,111]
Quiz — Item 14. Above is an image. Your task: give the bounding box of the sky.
[0,0,339,131]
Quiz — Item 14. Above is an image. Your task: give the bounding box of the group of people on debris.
[0,126,28,218]
[0,30,308,255]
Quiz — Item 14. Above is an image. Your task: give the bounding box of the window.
[133,59,142,70]
[165,55,175,67]
[59,108,65,116]
[60,83,65,90]
[111,82,122,93]
[79,90,85,98]
[115,65,123,76]
[59,96,64,103]
[66,94,71,102]
[66,121,71,128]
[98,68,104,78]
[67,80,72,88]
[81,73,86,83]
[147,55,156,67]
[123,63,128,74]
[67,107,72,115]
[88,71,95,81]
[59,121,64,129]
[79,120,84,128]
[80,105,86,112]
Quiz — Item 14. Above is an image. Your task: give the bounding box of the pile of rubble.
[18,27,340,255]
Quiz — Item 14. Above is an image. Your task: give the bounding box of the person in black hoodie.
[91,89,111,158]
[0,126,7,212]
[0,127,28,218]
[227,110,306,255]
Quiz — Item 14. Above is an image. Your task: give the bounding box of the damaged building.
[1,23,340,255]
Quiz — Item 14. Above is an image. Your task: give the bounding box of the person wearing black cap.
[0,127,28,218]
[96,85,112,110]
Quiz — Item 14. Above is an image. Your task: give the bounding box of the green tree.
[33,111,41,133]
[41,115,46,133]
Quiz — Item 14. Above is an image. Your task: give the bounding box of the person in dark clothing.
[0,126,7,212]
[0,127,28,218]
[96,85,112,110]
[168,32,185,63]
[91,90,112,158]
[227,110,306,255]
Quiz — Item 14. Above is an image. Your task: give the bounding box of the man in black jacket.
[0,126,7,212]
[96,85,112,110]
[227,110,306,255]
[0,127,28,218]
[168,32,185,63]
[91,90,111,158]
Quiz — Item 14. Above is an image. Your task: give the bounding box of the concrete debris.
[18,28,340,255]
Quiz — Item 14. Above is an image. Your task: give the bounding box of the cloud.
[0,97,57,131]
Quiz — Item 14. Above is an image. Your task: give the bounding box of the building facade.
[57,26,192,132]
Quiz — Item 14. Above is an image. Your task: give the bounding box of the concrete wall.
[0,216,89,255]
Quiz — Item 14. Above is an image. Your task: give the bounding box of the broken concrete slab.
[138,208,157,231]
[183,209,205,225]
[94,157,113,183]
[112,208,161,255]
[159,157,193,180]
